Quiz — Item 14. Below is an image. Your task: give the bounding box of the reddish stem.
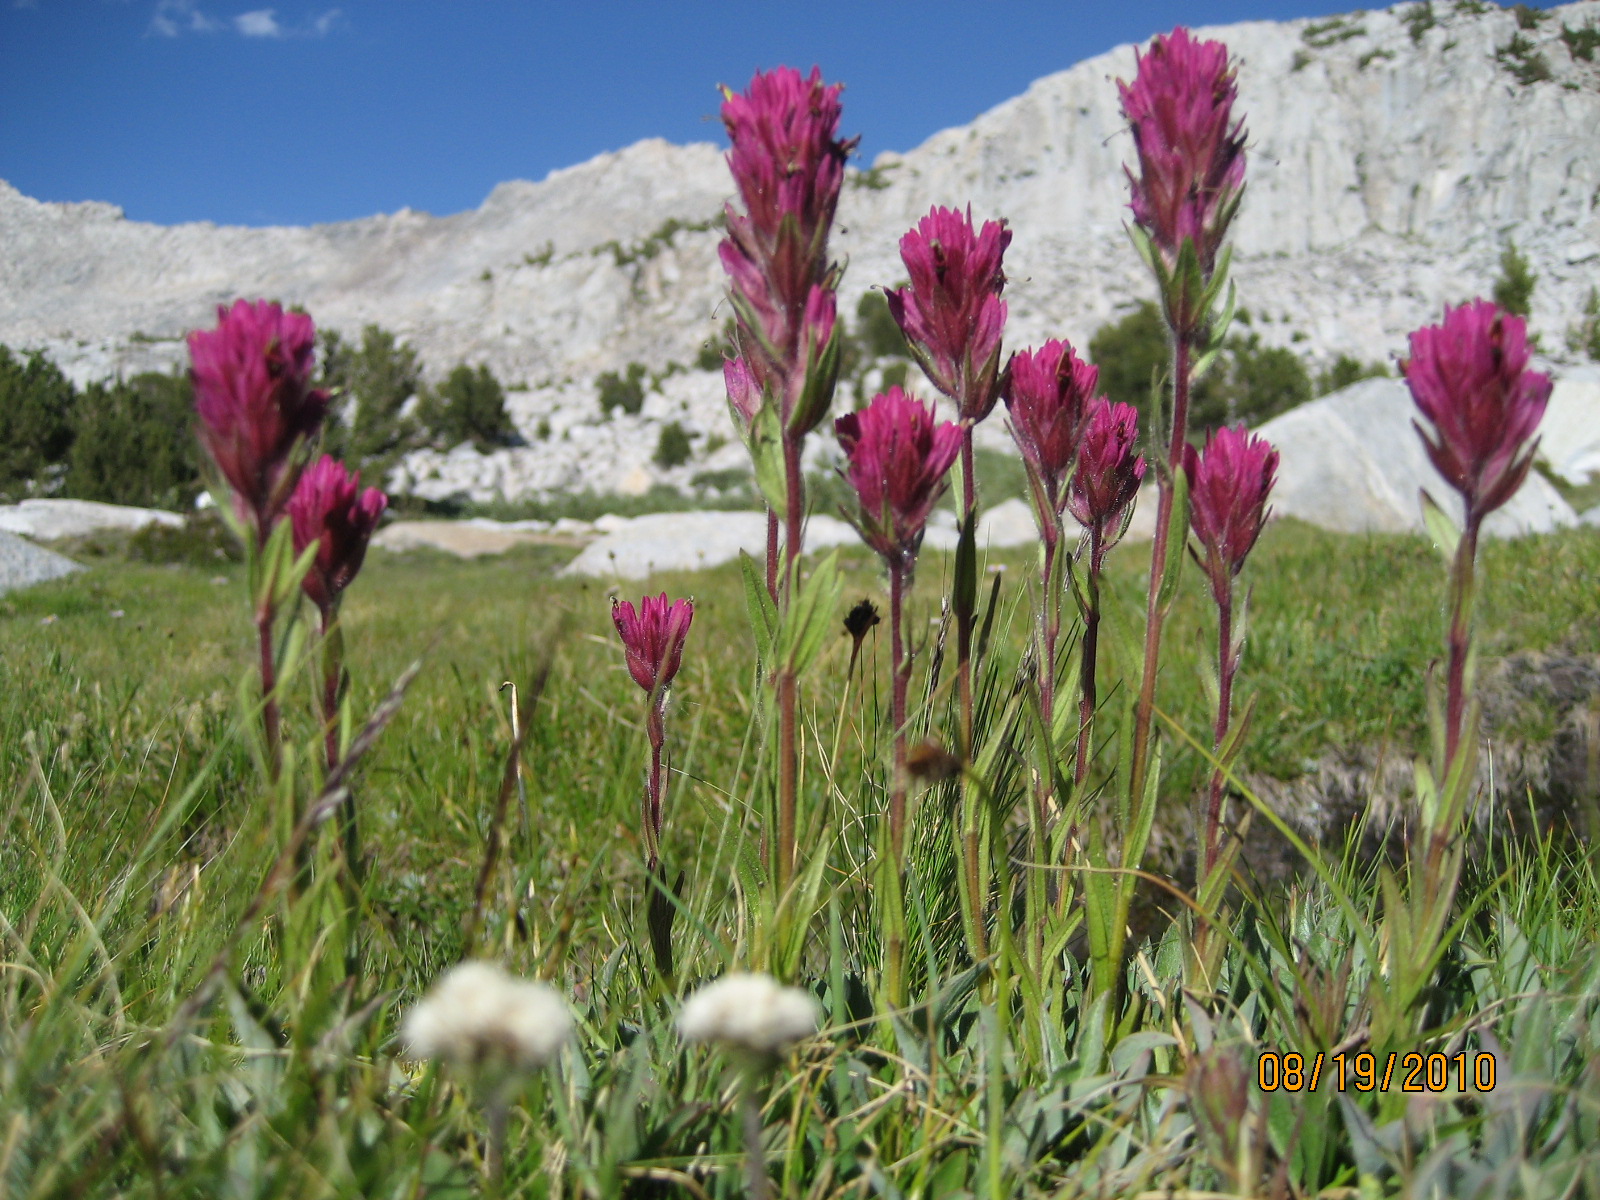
[646,696,667,870]
[956,434,976,758]
[765,506,779,605]
[1424,515,1480,889]
[1443,519,1480,767]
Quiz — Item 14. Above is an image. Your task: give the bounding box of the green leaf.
[788,321,842,438]
[1156,467,1190,613]
[778,550,842,678]
[954,506,978,628]
[1123,737,1161,879]
[748,399,788,518]
[738,550,778,660]
[1420,489,1462,562]
[1214,692,1258,775]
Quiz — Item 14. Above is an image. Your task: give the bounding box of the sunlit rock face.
[3,1,1598,503]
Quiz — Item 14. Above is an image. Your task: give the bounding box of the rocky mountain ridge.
[3,0,1598,502]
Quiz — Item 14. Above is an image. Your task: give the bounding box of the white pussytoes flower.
[402,961,572,1073]
[678,971,819,1056]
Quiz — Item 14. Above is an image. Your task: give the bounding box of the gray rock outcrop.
[0,498,185,541]
[1255,377,1581,537]
[0,530,84,594]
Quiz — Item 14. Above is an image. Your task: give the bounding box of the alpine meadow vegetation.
[4,32,1600,1200]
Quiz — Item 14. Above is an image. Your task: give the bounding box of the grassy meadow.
[3,506,1599,1197]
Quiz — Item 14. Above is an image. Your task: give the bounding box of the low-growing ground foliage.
[3,513,1599,1196]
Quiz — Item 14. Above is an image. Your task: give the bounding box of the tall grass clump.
[3,30,1600,1200]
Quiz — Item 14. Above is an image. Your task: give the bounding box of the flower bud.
[286,454,387,615]
[887,206,1011,423]
[612,593,694,695]
[1183,425,1278,605]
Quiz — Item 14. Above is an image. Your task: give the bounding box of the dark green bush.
[0,345,77,500]
[855,290,909,360]
[1563,20,1600,60]
[1190,333,1313,431]
[1405,1,1436,43]
[66,371,202,509]
[1314,354,1392,397]
[1493,241,1537,317]
[1087,301,1169,418]
[597,363,648,416]
[1567,288,1600,361]
[653,421,693,469]
[1088,303,1312,436]
[319,325,424,471]
[1496,34,1553,84]
[419,363,515,452]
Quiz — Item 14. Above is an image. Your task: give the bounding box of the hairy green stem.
[888,557,910,859]
[1202,584,1234,883]
[1074,528,1103,789]
[957,432,986,958]
[775,434,805,893]
[957,434,977,758]
[1035,525,1062,833]
[1129,332,1193,814]
[740,1072,774,1200]
[1424,516,1480,891]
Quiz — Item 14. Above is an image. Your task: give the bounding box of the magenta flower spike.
[1003,340,1100,525]
[887,206,1012,423]
[1117,27,1247,277]
[189,299,330,535]
[612,593,695,696]
[1068,398,1147,569]
[834,387,963,568]
[719,66,857,434]
[1183,425,1279,605]
[286,455,388,616]
[1402,299,1551,528]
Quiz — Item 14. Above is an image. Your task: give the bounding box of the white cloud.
[13,0,41,12]
[150,0,218,36]
[147,2,341,39]
[234,8,281,37]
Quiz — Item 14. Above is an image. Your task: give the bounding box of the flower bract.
[1117,27,1246,275]
[1004,339,1099,525]
[834,387,963,568]
[887,206,1011,422]
[189,299,329,535]
[1402,299,1551,526]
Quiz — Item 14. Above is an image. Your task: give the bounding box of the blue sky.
[1,0,1359,228]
